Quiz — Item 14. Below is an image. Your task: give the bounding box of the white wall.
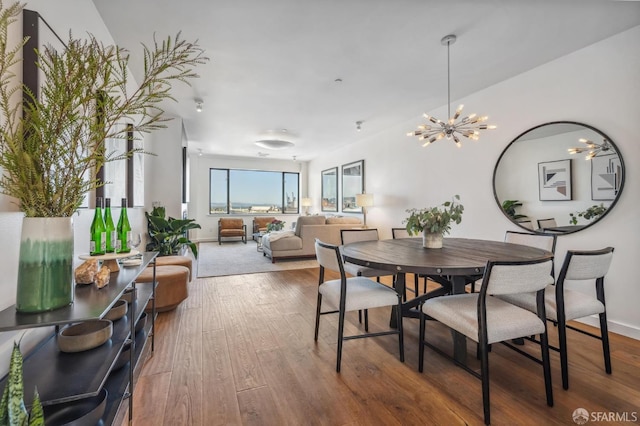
[189,154,307,241]
[309,26,640,339]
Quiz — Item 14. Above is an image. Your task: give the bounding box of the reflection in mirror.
[321,167,338,212]
[493,122,625,234]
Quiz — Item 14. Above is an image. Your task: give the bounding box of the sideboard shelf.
[0,251,158,425]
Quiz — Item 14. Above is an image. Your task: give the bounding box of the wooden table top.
[341,237,553,277]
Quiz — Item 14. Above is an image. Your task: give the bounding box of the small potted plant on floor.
[145,206,201,258]
[404,195,464,248]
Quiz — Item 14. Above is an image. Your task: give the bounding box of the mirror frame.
[492,121,625,235]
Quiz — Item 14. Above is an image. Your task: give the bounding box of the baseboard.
[577,316,640,340]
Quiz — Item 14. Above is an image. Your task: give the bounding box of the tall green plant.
[0,340,44,425]
[501,199,527,220]
[145,206,201,258]
[0,1,208,217]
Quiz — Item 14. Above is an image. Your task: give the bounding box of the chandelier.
[568,138,612,160]
[408,34,495,147]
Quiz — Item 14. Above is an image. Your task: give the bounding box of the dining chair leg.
[480,341,491,425]
[414,274,419,297]
[358,310,362,324]
[418,310,425,373]
[396,300,404,362]
[558,317,569,390]
[539,330,554,407]
[364,309,369,332]
[336,307,346,373]
[314,293,322,341]
[599,311,612,374]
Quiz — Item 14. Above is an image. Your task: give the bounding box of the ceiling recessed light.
[254,139,295,150]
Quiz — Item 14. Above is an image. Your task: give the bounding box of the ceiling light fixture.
[408,34,496,148]
[568,137,612,160]
[356,121,362,132]
[255,139,295,150]
[198,149,203,157]
[195,99,203,113]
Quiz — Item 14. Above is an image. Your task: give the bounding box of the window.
[210,168,300,214]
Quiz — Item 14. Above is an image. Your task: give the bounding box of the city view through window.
[210,169,299,214]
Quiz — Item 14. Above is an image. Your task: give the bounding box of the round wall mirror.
[493,121,625,234]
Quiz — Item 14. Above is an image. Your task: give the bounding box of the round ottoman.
[136,265,190,312]
[155,255,193,280]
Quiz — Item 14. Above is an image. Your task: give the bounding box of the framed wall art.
[321,167,338,212]
[591,154,621,201]
[538,159,572,201]
[341,160,364,212]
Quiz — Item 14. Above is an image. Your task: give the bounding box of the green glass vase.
[16,217,74,313]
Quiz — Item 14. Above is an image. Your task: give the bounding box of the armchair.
[218,218,247,244]
[253,216,277,235]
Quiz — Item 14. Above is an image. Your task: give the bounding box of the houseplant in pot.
[145,206,201,258]
[0,2,207,312]
[404,195,464,248]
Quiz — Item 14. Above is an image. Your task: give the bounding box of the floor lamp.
[301,197,312,215]
[355,193,374,228]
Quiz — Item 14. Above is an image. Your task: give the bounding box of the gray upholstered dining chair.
[391,227,426,297]
[499,247,614,389]
[419,257,555,425]
[468,230,557,292]
[340,228,397,328]
[516,219,535,230]
[314,239,404,372]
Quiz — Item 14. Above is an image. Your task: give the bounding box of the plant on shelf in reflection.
[145,206,201,258]
[266,219,285,232]
[501,199,527,221]
[569,204,607,225]
[404,195,464,236]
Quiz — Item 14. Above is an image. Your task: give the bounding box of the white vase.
[422,231,443,249]
[16,217,74,313]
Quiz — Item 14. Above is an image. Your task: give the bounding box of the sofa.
[262,215,362,262]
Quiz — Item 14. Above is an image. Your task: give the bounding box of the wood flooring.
[122,269,640,425]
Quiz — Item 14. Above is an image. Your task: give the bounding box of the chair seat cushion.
[220,229,245,237]
[343,262,394,279]
[319,276,398,312]
[499,285,605,322]
[423,293,545,344]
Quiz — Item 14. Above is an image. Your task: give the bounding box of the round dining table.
[341,237,554,362]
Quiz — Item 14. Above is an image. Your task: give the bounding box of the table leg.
[390,272,406,328]
[451,275,468,364]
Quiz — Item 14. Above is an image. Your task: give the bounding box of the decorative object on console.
[407,34,495,147]
[355,193,374,228]
[0,340,45,425]
[0,3,207,313]
[404,195,464,249]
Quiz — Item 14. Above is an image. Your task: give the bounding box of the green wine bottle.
[104,198,116,253]
[116,198,131,253]
[90,197,106,255]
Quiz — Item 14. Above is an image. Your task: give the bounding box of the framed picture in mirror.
[538,159,572,201]
[591,154,621,201]
[321,167,338,212]
[341,160,364,212]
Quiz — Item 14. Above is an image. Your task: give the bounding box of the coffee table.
[253,232,266,252]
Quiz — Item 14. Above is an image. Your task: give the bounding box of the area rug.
[197,241,318,277]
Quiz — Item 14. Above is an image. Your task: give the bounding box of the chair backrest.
[253,216,276,231]
[219,218,244,229]
[505,230,557,253]
[517,220,534,230]
[481,258,554,296]
[537,218,557,229]
[315,238,345,276]
[559,247,614,282]
[340,228,379,245]
[391,228,411,239]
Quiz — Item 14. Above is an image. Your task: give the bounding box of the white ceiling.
[92,0,640,161]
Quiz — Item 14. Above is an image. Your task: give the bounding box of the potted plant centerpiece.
[0,3,207,312]
[404,195,464,248]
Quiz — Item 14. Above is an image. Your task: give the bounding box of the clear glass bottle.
[116,198,131,253]
[90,197,106,255]
[104,198,116,253]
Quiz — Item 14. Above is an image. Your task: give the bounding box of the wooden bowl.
[43,388,107,426]
[112,342,131,371]
[58,320,113,353]
[104,299,127,322]
[119,286,137,304]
